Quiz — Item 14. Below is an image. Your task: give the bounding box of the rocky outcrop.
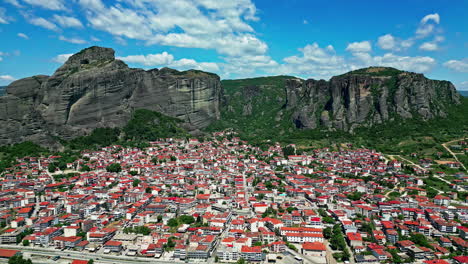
[286,67,461,131]
[0,46,221,147]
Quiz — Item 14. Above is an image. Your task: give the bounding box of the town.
[0,131,467,264]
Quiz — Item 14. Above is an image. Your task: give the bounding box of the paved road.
[0,245,184,264]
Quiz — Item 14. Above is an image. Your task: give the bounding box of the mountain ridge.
[0,46,464,148]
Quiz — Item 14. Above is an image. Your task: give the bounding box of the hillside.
[207,68,467,156]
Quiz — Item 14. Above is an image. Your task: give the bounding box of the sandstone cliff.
[0,46,221,147]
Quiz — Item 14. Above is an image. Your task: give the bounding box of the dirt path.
[441,138,468,173]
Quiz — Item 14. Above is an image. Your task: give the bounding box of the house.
[453,256,468,264]
[269,241,286,252]
[434,195,450,206]
[104,240,123,252]
[53,236,83,249]
[240,246,264,262]
[346,232,363,247]
[302,242,326,257]
[0,249,20,259]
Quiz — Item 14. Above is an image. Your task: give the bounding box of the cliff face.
[0,46,221,147]
[286,67,461,131]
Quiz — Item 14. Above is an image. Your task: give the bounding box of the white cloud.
[22,0,66,10]
[17,33,29,39]
[443,59,468,72]
[53,15,83,28]
[377,34,396,50]
[59,36,87,44]
[346,41,372,53]
[419,42,438,51]
[117,52,220,73]
[303,19,308,25]
[457,81,468,90]
[78,0,268,59]
[4,0,22,8]
[348,51,436,73]
[52,53,73,63]
[118,52,174,66]
[0,75,16,82]
[273,43,348,79]
[416,13,439,38]
[0,8,9,24]
[27,17,59,31]
[421,13,440,24]
[90,36,101,42]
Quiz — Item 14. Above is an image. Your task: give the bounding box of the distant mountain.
[0,86,6,96]
[459,90,468,97]
[209,67,461,140]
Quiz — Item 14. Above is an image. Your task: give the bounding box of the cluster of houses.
[0,131,466,263]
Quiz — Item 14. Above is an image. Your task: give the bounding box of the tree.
[129,171,138,176]
[48,163,57,173]
[132,179,141,187]
[22,240,30,246]
[88,260,94,264]
[80,165,91,172]
[179,215,195,225]
[8,255,33,264]
[236,258,246,264]
[106,163,122,173]
[323,227,332,239]
[145,187,152,194]
[168,218,179,227]
[282,146,295,156]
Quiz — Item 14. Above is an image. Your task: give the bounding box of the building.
[302,242,326,257]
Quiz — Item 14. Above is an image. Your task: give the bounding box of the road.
[0,245,184,264]
[441,138,468,173]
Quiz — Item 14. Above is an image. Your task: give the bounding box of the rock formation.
[0,46,222,147]
[285,67,461,131]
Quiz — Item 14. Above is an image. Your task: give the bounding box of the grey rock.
[0,46,221,147]
[286,67,461,132]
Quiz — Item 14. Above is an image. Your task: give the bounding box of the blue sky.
[0,0,467,90]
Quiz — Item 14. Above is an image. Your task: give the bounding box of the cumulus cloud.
[377,34,396,50]
[17,33,29,39]
[58,36,87,44]
[443,58,468,72]
[416,13,439,38]
[27,17,59,31]
[273,43,349,79]
[52,53,73,63]
[419,42,438,51]
[118,52,220,72]
[346,41,372,53]
[354,53,436,73]
[53,15,83,28]
[0,75,16,82]
[78,0,268,60]
[22,0,66,10]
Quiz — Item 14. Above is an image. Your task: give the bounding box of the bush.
[106,163,122,173]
